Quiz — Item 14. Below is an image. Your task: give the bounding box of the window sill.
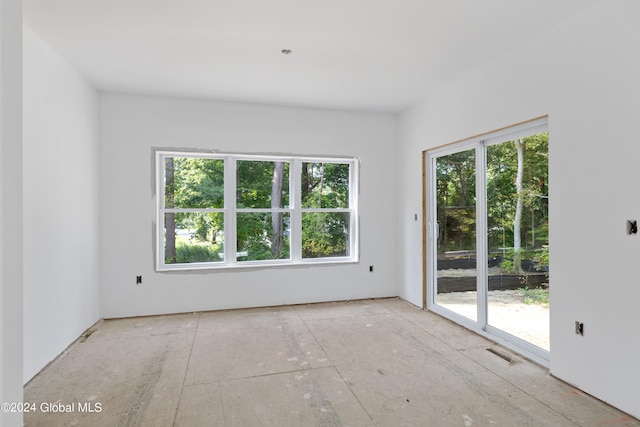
[156,257,359,273]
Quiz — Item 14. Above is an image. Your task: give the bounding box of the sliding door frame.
[423,116,549,365]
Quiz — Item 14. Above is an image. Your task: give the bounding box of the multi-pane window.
[156,151,359,271]
[300,162,352,259]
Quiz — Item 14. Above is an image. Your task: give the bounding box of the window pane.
[302,212,350,258]
[237,212,291,261]
[165,157,224,209]
[301,162,349,208]
[164,212,224,264]
[434,148,477,322]
[486,132,549,350]
[237,160,290,209]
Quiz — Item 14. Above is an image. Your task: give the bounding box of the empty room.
[2,0,640,425]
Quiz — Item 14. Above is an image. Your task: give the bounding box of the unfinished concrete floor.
[24,298,638,427]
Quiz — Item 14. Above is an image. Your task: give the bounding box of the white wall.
[22,26,100,383]
[99,93,398,318]
[1,0,23,425]
[399,0,639,418]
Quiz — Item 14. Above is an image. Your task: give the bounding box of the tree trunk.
[164,157,176,263]
[318,163,324,207]
[301,162,310,201]
[513,139,525,274]
[271,162,285,257]
[236,166,242,202]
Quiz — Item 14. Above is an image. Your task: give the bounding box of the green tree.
[437,132,548,270]
[436,149,476,251]
[165,157,176,263]
[514,138,525,273]
[164,157,353,263]
[271,162,286,256]
[301,162,350,258]
[164,157,225,263]
[486,132,548,271]
[237,160,290,260]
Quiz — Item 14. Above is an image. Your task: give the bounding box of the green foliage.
[236,212,290,261]
[301,163,350,257]
[301,162,349,208]
[495,246,549,274]
[166,156,351,263]
[175,241,222,264]
[174,212,222,244]
[521,287,549,305]
[171,157,225,209]
[436,149,476,251]
[302,212,348,258]
[166,157,226,260]
[530,246,549,271]
[486,133,548,253]
[437,132,549,257]
[237,160,290,208]
[234,161,291,260]
[500,258,516,274]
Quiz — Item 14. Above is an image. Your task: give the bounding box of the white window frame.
[425,117,549,365]
[155,150,359,271]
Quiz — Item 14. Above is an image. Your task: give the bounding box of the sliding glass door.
[485,135,549,351]
[434,148,478,322]
[426,119,550,360]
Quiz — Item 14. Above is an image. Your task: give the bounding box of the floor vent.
[487,347,513,363]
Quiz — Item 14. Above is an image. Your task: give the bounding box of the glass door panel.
[486,133,549,351]
[435,148,477,322]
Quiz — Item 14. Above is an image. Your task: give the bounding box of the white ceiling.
[23,0,600,113]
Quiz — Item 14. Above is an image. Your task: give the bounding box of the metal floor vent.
[487,347,514,363]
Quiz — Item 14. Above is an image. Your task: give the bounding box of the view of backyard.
[431,126,549,352]
[438,288,549,351]
[162,156,354,266]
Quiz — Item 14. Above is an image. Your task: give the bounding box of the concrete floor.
[24,298,639,427]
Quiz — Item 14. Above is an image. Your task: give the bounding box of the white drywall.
[399,1,639,418]
[99,93,398,318]
[1,0,23,425]
[22,26,100,383]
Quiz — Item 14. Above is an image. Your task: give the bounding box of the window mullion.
[350,159,359,260]
[291,159,302,261]
[156,151,358,271]
[225,157,237,264]
[476,142,488,330]
[157,152,166,268]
